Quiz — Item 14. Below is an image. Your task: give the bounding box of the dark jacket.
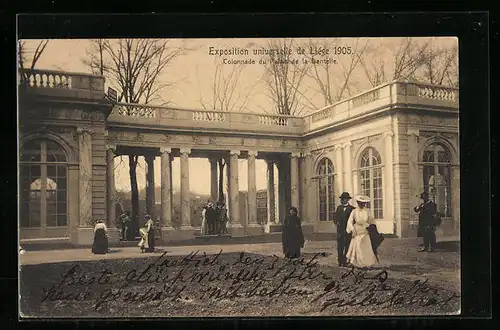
[282,214,304,258]
[334,204,355,236]
[414,201,438,226]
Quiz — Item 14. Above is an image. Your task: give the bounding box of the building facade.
[18,69,459,245]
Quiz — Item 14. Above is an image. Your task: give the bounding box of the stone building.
[18,69,459,245]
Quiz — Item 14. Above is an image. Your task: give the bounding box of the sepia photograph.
[17,35,460,317]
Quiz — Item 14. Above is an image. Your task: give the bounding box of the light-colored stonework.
[19,69,459,245]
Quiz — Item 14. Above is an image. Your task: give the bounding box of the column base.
[228,223,245,237]
[161,226,197,243]
[265,222,282,233]
[245,223,264,236]
[107,227,120,244]
[74,227,94,245]
[301,223,315,235]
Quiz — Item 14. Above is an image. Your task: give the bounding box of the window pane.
[57,214,67,227]
[57,201,67,215]
[47,213,57,227]
[20,140,41,162]
[47,165,57,178]
[57,165,67,178]
[29,199,41,227]
[20,202,30,227]
[46,140,67,162]
[327,175,335,221]
[423,150,434,162]
[57,190,67,202]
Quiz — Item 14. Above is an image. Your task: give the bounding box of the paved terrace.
[22,69,459,138]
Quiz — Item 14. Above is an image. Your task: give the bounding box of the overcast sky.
[20,37,457,196]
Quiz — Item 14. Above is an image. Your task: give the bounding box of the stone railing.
[303,81,459,133]
[20,69,106,103]
[193,111,227,122]
[109,104,302,135]
[258,114,289,126]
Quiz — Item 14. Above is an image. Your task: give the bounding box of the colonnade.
[104,147,303,235]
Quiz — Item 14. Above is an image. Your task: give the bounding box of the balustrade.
[258,115,289,126]
[193,111,227,122]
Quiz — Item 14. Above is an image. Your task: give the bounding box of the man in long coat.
[334,192,355,266]
[414,192,438,252]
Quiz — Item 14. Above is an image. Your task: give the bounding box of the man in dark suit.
[414,192,438,252]
[334,192,355,266]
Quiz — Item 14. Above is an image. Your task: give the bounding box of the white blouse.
[346,208,374,236]
[94,222,108,233]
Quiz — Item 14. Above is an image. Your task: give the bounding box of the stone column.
[265,160,277,233]
[451,165,460,231]
[105,144,117,228]
[343,142,353,196]
[335,145,344,195]
[145,153,156,218]
[229,150,242,230]
[290,152,300,211]
[209,158,219,203]
[407,129,420,238]
[247,151,258,228]
[77,127,93,228]
[180,148,191,228]
[383,131,395,234]
[160,147,172,228]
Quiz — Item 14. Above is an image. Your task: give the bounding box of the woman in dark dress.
[92,220,109,254]
[282,207,305,259]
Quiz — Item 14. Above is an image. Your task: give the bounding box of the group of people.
[91,213,156,255]
[200,200,229,235]
[92,190,439,267]
[282,190,439,269]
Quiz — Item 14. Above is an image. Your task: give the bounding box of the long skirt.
[346,233,378,268]
[139,228,155,252]
[92,229,108,254]
[201,216,207,235]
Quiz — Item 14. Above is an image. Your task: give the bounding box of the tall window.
[423,143,452,217]
[318,158,335,221]
[20,139,68,228]
[359,147,383,219]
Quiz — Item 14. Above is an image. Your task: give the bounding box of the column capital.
[230,150,241,156]
[383,130,394,138]
[342,142,352,148]
[407,128,420,137]
[247,150,258,157]
[301,151,312,158]
[180,148,191,155]
[105,144,117,152]
[160,147,172,154]
[334,144,343,151]
[291,152,301,158]
[76,127,94,135]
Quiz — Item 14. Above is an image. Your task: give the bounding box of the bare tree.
[417,41,458,87]
[82,38,183,235]
[360,37,429,87]
[306,38,369,107]
[18,40,50,83]
[197,58,256,202]
[262,38,310,116]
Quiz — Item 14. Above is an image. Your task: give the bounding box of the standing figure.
[414,192,438,252]
[201,203,209,235]
[218,201,228,235]
[346,195,378,268]
[206,202,217,235]
[119,211,131,241]
[138,215,155,253]
[92,220,109,254]
[282,206,305,259]
[334,192,355,267]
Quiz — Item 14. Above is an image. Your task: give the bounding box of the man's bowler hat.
[339,192,352,200]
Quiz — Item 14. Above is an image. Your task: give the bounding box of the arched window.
[359,147,383,219]
[317,158,335,221]
[423,143,452,217]
[20,139,68,228]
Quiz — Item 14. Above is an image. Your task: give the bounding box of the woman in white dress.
[345,195,378,268]
[138,215,155,253]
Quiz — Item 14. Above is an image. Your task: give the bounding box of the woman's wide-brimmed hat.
[355,195,371,203]
[339,192,352,200]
